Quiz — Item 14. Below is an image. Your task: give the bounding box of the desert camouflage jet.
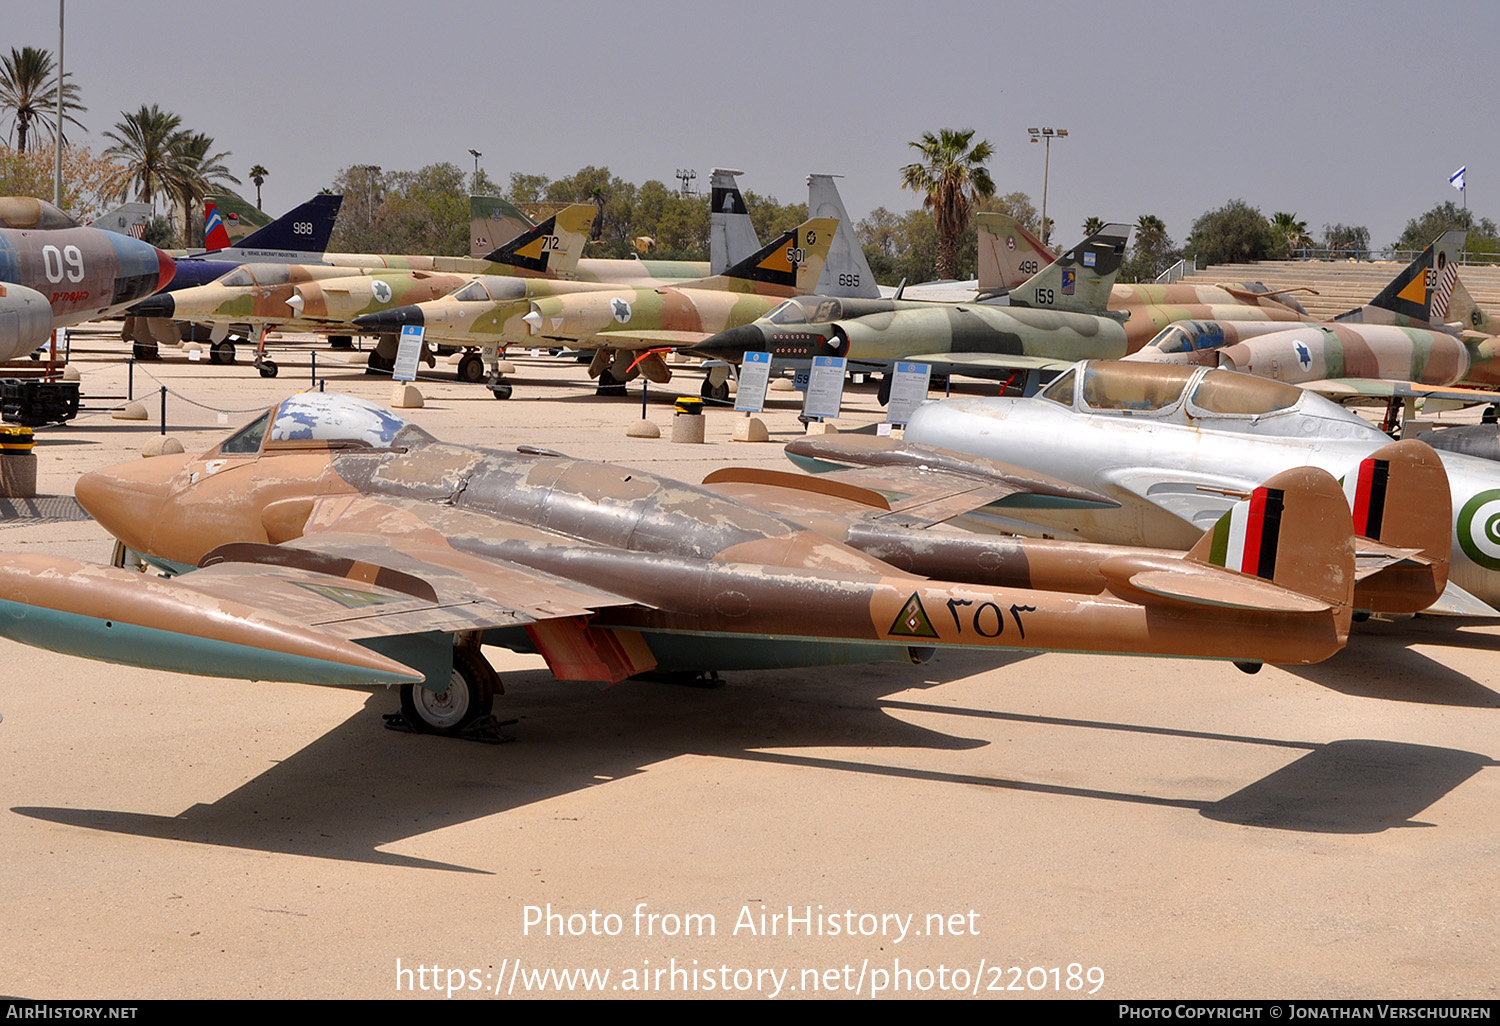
[1124,231,1500,407]
[0,197,175,361]
[0,392,1371,739]
[356,216,839,396]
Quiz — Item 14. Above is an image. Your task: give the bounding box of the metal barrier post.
[159,386,166,436]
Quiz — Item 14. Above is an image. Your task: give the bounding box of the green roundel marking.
[1457,488,1500,571]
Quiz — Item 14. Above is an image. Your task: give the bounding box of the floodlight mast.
[1028,127,1069,248]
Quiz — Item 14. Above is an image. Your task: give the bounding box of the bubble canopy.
[218,393,416,455]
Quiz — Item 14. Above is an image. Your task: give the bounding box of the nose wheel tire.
[256,359,278,378]
[400,646,498,736]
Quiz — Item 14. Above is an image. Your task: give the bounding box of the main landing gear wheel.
[457,352,486,384]
[700,378,730,403]
[328,335,354,350]
[490,380,513,400]
[400,646,498,736]
[210,340,237,364]
[595,370,628,397]
[365,352,395,375]
[256,359,278,378]
[132,340,159,361]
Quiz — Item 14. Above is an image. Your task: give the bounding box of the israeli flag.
[1451,166,1466,192]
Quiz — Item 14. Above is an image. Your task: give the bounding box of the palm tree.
[249,164,268,210]
[900,128,995,279]
[1082,216,1105,236]
[0,46,85,153]
[169,133,240,247]
[103,104,184,210]
[1269,211,1312,255]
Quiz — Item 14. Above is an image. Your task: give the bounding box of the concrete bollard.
[671,396,706,444]
[112,401,148,421]
[0,427,36,497]
[390,383,425,408]
[141,436,186,458]
[626,421,661,438]
[803,420,839,436]
[731,417,769,442]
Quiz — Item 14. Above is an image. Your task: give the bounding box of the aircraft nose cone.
[75,454,190,553]
[353,305,422,332]
[155,246,176,292]
[686,324,763,361]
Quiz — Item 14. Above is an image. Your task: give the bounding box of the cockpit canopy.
[1041,360,1306,417]
[451,279,493,302]
[767,296,846,325]
[217,393,419,456]
[0,197,81,230]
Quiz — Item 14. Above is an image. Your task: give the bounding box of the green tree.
[248,164,268,210]
[1396,201,1498,253]
[326,162,472,255]
[900,127,996,280]
[857,206,939,285]
[1121,214,1180,282]
[1321,223,1370,256]
[0,46,84,154]
[102,104,184,211]
[1268,211,1311,257]
[1082,216,1104,237]
[1184,199,1277,266]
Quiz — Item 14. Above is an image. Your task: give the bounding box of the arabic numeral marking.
[1008,966,1025,990]
[1018,260,1038,274]
[838,273,859,287]
[1425,268,1436,288]
[1009,603,1036,639]
[986,966,1005,991]
[945,597,973,633]
[1034,287,1054,305]
[541,235,561,251]
[64,245,84,282]
[784,246,806,266]
[41,244,63,283]
[973,601,1004,638]
[1066,964,1084,991]
[292,221,314,235]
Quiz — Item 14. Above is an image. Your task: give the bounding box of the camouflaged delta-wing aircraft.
[686,222,1134,399]
[861,359,1500,616]
[1124,230,1500,408]
[129,205,600,377]
[0,197,175,362]
[355,217,840,398]
[0,391,1375,738]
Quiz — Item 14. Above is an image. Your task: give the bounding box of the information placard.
[803,356,847,420]
[393,325,425,382]
[885,362,933,424]
[735,352,773,413]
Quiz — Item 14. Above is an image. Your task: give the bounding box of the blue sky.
[8,0,1495,250]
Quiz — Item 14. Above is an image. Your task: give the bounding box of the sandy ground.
[1,330,1497,1001]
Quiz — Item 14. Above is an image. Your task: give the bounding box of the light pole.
[468,149,482,189]
[1027,127,1068,248]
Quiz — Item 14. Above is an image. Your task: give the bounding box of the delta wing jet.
[0,392,1373,738]
[356,217,839,396]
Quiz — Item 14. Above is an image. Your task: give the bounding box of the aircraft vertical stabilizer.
[1009,223,1130,316]
[222,194,343,257]
[469,196,535,258]
[808,174,879,299]
[1340,229,1466,326]
[976,212,1055,294]
[717,217,837,294]
[481,204,595,277]
[709,169,760,274]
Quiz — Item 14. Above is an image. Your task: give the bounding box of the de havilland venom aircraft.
[0,392,1414,736]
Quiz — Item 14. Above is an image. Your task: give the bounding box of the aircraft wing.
[1096,467,1245,529]
[1301,379,1500,406]
[905,352,1081,374]
[0,497,656,688]
[587,329,712,349]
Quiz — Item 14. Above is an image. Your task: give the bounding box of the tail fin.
[203,199,233,250]
[719,216,838,294]
[1187,466,1354,615]
[976,211,1055,293]
[1340,229,1466,325]
[481,203,594,276]
[1446,273,1493,334]
[807,174,879,298]
[709,169,760,274]
[1008,222,1131,315]
[226,194,342,256]
[204,192,270,244]
[1342,439,1451,613]
[469,196,536,258]
[88,201,151,238]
